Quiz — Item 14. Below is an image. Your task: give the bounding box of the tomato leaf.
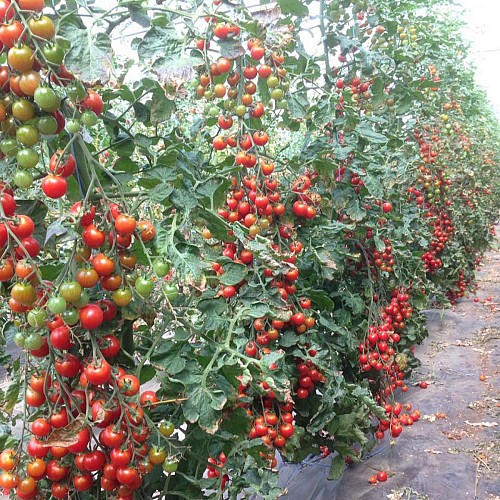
[328,454,346,480]
[59,26,113,84]
[355,124,388,144]
[218,261,248,286]
[183,387,227,434]
[278,0,308,16]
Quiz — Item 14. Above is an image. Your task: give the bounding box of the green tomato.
[34,87,61,112]
[270,88,284,100]
[24,332,44,350]
[153,259,170,277]
[16,148,39,169]
[59,281,82,303]
[72,290,89,308]
[162,459,178,474]
[42,43,65,65]
[135,277,154,298]
[61,308,79,326]
[13,169,34,189]
[81,111,98,127]
[27,308,47,328]
[16,125,40,146]
[159,420,175,437]
[13,331,26,347]
[267,76,279,88]
[207,106,219,118]
[275,99,288,110]
[37,116,58,135]
[235,104,247,117]
[47,296,67,314]
[223,99,235,111]
[65,119,81,134]
[0,138,18,156]
[163,284,179,301]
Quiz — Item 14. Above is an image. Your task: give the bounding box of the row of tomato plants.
[0,0,498,498]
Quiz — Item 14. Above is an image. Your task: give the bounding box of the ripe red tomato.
[25,387,45,407]
[117,374,140,396]
[67,427,91,453]
[140,390,159,406]
[382,202,393,213]
[137,220,156,241]
[51,482,69,499]
[49,325,73,350]
[377,470,388,482]
[110,448,132,467]
[9,215,34,238]
[31,417,51,437]
[73,473,93,491]
[279,423,294,438]
[27,437,49,458]
[84,450,106,472]
[49,408,69,428]
[98,334,121,357]
[100,426,124,448]
[114,214,136,236]
[92,253,115,276]
[49,151,76,177]
[0,20,25,48]
[46,460,69,481]
[41,174,67,198]
[79,303,104,329]
[54,353,81,378]
[85,359,111,385]
[82,224,105,248]
[116,466,139,486]
[81,90,104,115]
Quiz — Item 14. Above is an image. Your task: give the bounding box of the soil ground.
[277,245,500,500]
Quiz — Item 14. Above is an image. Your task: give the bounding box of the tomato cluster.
[0,2,181,494]
[205,452,229,490]
[0,0,105,195]
[357,288,419,441]
[0,191,175,498]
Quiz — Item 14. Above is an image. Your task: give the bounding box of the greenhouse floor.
[275,243,500,500]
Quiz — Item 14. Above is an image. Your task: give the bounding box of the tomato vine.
[0,0,498,498]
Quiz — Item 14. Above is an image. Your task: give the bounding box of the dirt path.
[277,246,500,500]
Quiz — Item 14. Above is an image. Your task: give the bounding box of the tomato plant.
[0,0,497,498]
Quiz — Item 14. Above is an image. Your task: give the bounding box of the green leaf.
[2,360,20,413]
[171,188,197,211]
[288,92,309,119]
[39,263,65,281]
[373,236,385,252]
[309,290,334,309]
[114,158,139,173]
[150,341,186,374]
[278,0,308,16]
[137,26,202,77]
[183,387,227,434]
[197,209,234,242]
[150,87,175,124]
[355,124,388,144]
[59,25,113,84]
[218,38,245,59]
[139,365,156,384]
[363,174,384,199]
[346,200,366,221]
[328,454,346,480]
[218,261,247,286]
